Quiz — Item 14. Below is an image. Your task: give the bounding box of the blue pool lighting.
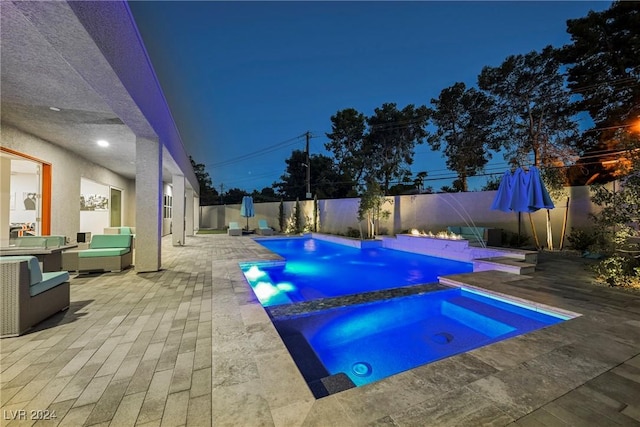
[240,237,576,398]
[241,238,473,306]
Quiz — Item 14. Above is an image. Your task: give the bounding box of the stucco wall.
[202,186,605,249]
[1,124,136,242]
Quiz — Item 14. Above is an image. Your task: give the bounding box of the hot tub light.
[432,332,454,344]
[351,362,372,377]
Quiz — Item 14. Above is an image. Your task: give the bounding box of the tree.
[478,46,579,168]
[559,1,640,144]
[223,188,247,205]
[251,187,278,203]
[325,108,369,195]
[357,179,391,239]
[414,171,428,193]
[426,82,498,192]
[189,156,218,205]
[274,150,349,200]
[366,103,430,194]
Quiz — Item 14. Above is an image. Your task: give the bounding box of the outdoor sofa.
[0,255,70,337]
[62,234,133,273]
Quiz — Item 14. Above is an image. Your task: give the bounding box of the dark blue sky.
[128,1,611,193]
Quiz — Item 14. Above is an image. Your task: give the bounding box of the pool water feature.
[272,287,569,397]
[241,237,473,306]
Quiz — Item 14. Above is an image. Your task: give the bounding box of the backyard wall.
[202,184,607,249]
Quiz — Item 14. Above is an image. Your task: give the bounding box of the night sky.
[128,1,611,193]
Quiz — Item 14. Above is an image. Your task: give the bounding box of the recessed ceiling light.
[97,140,109,147]
[49,106,60,111]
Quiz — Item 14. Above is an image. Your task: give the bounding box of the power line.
[207,133,306,168]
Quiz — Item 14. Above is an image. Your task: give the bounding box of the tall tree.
[223,188,247,205]
[325,108,368,195]
[559,1,640,144]
[274,150,349,200]
[366,103,430,193]
[426,82,498,192]
[189,156,218,205]
[478,46,579,168]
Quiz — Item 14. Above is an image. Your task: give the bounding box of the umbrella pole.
[560,197,570,250]
[529,213,541,250]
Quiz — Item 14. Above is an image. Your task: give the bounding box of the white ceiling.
[0,1,185,182]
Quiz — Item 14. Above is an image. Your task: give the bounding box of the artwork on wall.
[23,192,37,210]
[80,194,109,211]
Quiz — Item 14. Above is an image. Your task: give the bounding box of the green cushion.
[90,234,131,249]
[120,227,131,235]
[0,255,42,286]
[31,271,69,296]
[78,248,129,258]
[460,227,484,235]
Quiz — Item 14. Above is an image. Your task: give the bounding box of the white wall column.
[172,174,186,246]
[185,188,194,236]
[193,195,200,232]
[0,157,11,246]
[135,137,162,272]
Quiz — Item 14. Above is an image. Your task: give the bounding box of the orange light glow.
[631,118,640,134]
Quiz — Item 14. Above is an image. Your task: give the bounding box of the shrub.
[501,230,530,247]
[345,227,360,238]
[566,227,598,252]
[593,254,640,289]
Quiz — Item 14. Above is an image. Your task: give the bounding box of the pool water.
[240,236,571,397]
[242,238,473,306]
[273,288,566,396]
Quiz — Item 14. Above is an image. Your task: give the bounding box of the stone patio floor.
[1,233,639,426]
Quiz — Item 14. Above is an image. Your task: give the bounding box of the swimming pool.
[241,237,473,306]
[273,287,568,397]
[240,236,573,397]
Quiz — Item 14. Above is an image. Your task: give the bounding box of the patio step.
[485,247,538,264]
[473,257,536,275]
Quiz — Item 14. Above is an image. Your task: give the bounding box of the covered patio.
[1,234,639,426]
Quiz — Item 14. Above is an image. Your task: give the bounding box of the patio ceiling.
[0,1,189,183]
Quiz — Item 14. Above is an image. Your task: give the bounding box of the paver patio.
[1,234,639,426]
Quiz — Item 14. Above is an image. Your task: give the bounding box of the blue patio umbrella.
[491,166,554,246]
[240,196,255,231]
[491,166,554,213]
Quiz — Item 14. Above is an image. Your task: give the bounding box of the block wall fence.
[200,184,608,249]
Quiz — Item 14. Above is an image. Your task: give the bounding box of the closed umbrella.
[240,196,255,231]
[491,166,554,247]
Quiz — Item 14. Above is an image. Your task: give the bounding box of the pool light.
[245,265,266,281]
[351,362,372,377]
[253,281,280,301]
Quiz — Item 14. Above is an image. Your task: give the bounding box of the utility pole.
[305,131,311,199]
[219,183,224,205]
